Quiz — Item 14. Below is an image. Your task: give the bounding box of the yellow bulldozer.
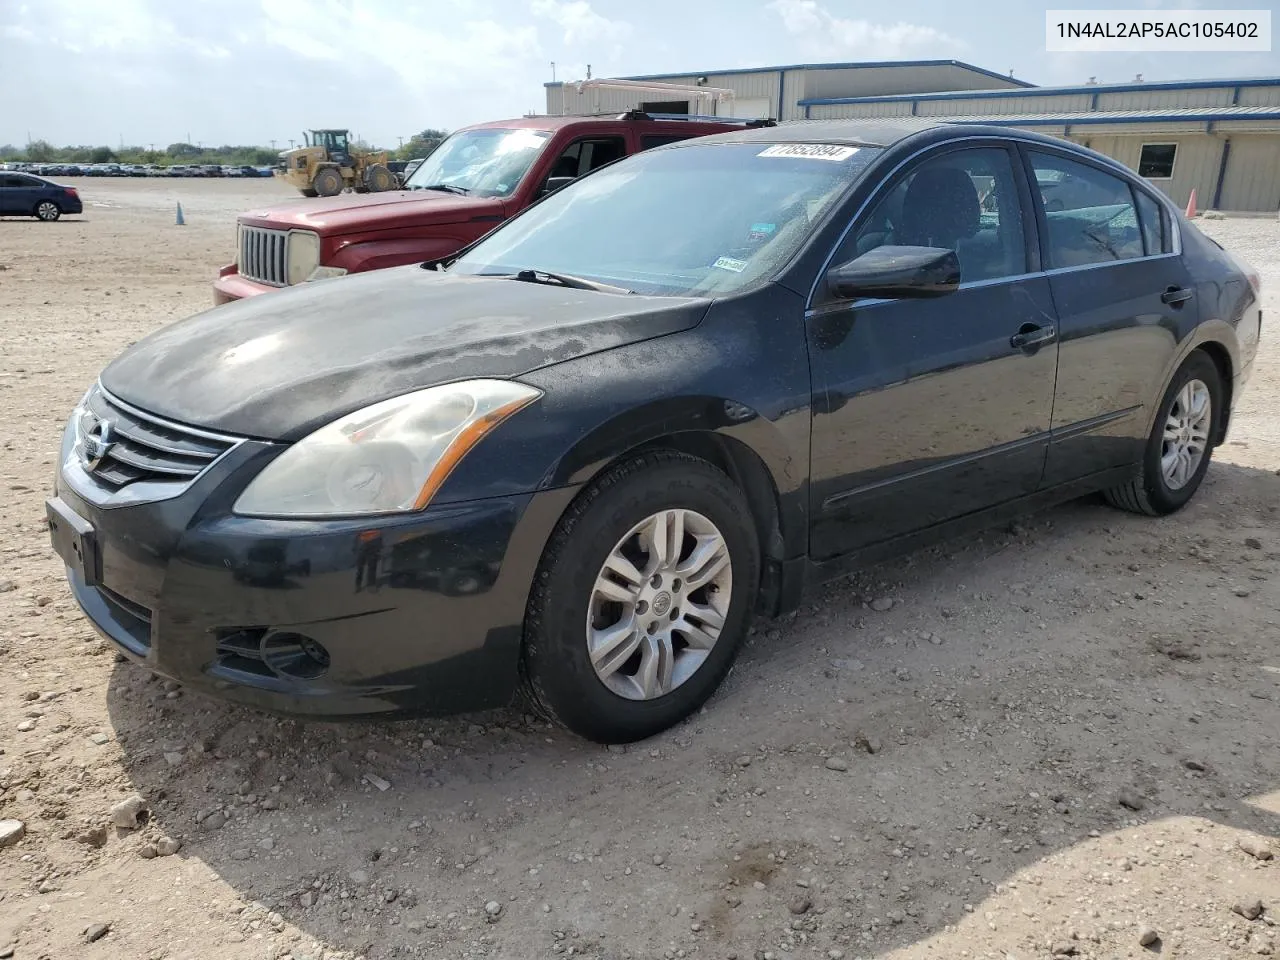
[277,129,397,197]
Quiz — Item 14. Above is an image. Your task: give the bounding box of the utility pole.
[397,135,404,148]
[270,139,277,150]
[288,139,296,149]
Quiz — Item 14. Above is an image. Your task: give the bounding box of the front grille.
[239,225,289,286]
[76,385,238,489]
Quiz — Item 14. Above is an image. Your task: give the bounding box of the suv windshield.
[405,127,552,199]
[450,141,882,297]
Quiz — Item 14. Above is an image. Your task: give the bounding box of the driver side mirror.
[826,245,961,300]
[540,175,576,198]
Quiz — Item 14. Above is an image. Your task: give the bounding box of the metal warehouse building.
[545,62,1280,213]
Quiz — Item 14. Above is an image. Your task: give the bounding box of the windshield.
[405,127,552,198]
[450,141,882,297]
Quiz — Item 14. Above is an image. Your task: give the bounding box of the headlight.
[232,379,542,518]
[286,230,321,285]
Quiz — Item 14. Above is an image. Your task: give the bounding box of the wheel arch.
[1194,339,1234,445]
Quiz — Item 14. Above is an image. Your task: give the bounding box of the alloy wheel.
[1161,378,1212,490]
[586,508,733,701]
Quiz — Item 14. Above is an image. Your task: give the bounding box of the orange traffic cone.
[1184,188,1197,218]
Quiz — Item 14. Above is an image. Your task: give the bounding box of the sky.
[2,0,1278,149]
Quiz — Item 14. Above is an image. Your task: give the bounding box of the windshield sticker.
[748,222,777,242]
[757,143,860,162]
[713,256,748,273]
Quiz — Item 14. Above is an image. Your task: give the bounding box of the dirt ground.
[1,178,1278,960]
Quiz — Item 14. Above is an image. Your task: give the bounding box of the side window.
[640,134,691,150]
[1134,188,1167,256]
[540,137,626,196]
[840,147,1028,284]
[1028,151,1144,268]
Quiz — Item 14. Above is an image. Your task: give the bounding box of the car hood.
[237,190,502,234]
[100,265,709,441]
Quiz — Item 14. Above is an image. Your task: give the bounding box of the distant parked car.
[200,165,222,177]
[254,167,275,177]
[0,172,82,221]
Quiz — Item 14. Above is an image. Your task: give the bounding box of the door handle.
[1161,286,1194,306]
[1010,324,1056,350]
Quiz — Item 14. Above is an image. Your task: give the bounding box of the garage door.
[1218,135,1280,212]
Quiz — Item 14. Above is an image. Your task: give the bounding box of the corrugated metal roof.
[544,59,1034,89]
[799,75,1280,106]
[920,106,1280,126]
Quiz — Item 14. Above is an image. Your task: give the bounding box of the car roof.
[676,117,1104,152]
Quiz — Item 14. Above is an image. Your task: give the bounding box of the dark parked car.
[47,120,1261,743]
[0,172,82,220]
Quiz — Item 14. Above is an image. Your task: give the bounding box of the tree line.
[1,129,450,166]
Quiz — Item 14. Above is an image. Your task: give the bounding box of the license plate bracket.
[46,496,100,587]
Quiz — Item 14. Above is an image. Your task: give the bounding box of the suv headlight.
[286,230,321,285]
[233,380,542,518]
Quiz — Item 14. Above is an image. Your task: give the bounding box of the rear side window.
[1028,151,1144,268]
[1134,188,1168,256]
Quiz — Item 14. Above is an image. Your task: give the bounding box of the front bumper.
[51,439,576,719]
[213,267,276,304]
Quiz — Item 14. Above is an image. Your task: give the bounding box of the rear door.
[1021,146,1192,485]
[806,142,1059,559]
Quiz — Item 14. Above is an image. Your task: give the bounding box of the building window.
[1138,143,1177,179]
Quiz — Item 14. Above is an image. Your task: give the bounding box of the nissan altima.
[48,119,1261,743]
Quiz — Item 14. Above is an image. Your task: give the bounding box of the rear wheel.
[312,167,343,197]
[1104,350,1222,515]
[35,200,61,221]
[521,451,760,743]
[300,188,318,198]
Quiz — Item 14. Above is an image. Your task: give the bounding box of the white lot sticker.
[757,143,860,161]
[713,256,748,273]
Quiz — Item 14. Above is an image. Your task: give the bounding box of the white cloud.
[767,0,963,58]
[531,0,631,45]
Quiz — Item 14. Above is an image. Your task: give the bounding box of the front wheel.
[521,451,760,743]
[35,200,61,221]
[1104,350,1222,515]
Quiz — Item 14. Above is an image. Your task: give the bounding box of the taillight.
[1247,268,1261,296]
[64,187,78,198]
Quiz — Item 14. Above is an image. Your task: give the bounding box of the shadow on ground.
[105,461,1280,960]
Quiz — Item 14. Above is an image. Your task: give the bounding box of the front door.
[807,143,1059,560]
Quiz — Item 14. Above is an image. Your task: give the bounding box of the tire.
[312,167,343,197]
[299,188,318,198]
[364,163,395,192]
[34,200,61,222]
[1104,350,1222,516]
[521,451,760,744]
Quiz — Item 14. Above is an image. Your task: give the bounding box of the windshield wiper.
[415,182,470,195]
[510,269,633,294]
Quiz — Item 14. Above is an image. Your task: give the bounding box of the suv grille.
[76,385,239,489]
[239,226,289,286]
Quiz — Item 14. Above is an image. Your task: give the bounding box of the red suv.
[214,112,759,304]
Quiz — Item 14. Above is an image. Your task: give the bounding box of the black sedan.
[0,172,82,221]
[47,120,1261,743]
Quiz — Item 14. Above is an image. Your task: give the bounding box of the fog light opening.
[261,631,331,680]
